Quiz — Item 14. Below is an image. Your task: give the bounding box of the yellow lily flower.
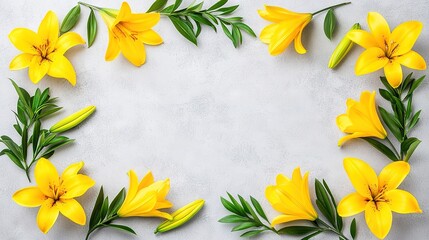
[12,158,95,233]
[336,91,387,146]
[100,2,163,66]
[338,158,421,239]
[258,5,312,55]
[266,167,318,226]
[348,12,426,88]
[9,11,85,86]
[117,170,172,219]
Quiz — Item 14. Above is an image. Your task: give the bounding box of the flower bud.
[50,106,96,133]
[155,199,205,234]
[328,23,361,69]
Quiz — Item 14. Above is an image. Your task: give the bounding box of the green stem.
[312,2,351,16]
[85,215,119,240]
[385,137,401,160]
[315,218,350,240]
[78,2,103,11]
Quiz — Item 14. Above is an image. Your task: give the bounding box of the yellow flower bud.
[50,106,96,133]
[155,199,205,234]
[328,23,361,69]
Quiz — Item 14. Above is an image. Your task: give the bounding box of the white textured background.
[0,0,428,239]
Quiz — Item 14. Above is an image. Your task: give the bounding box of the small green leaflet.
[350,218,357,239]
[323,8,336,40]
[87,9,97,47]
[60,5,81,34]
[169,16,198,45]
[147,0,168,12]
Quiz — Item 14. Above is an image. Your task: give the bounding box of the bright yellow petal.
[38,11,59,45]
[28,56,50,84]
[10,53,34,70]
[118,35,146,66]
[13,187,46,207]
[122,13,161,31]
[391,21,422,56]
[9,28,41,54]
[365,201,392,239]
[384,189,422,214]
[105,31,121,61]
[56,32,85,55]
[35,158,59,198]
[338,192,368,217]
[355,47,388,75]
[134,210,172,219]
[343,157,378,198]
[367,12,390,48]
[47,53,77,86]
[120,170,139,211]
[395,51,426,70]
[378,161,410,193]
[260,23,278,44]
[384,61,403,88]
[139,29,163,45]
[338,132,368,146]
[119,191,158,217]
[115,2,132,23]
[61,161,84,180]
[138,171,154,190]
[271,214,306,226]
[294,20,310,54]
[37,198,59,234]
[61,174,95,199]
[258,6,302,22]
[57,199,86,225]
[276,174,290,185]
[347,30,379,49]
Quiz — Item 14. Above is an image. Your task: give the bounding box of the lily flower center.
[113,23,139,41]
[383,39,399,59]
[33,40,55,61]
[48,178,66,202]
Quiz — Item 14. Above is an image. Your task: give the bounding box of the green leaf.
[32,88,42,112]
[89,187,104,228]
[2,149,25,170]
[380,77,398,97]
[60,5,81,34]
[315,180,336,226]
[87,9,97,47]
[237,195,251,214]
[32,120,41,153]
[169,16,198,45]
[404,138,421,162]
[189,14,217,32]
[250,196,269,223]
[188,2,204,11]
[105,224,136,235]
[172,0,183,12]
[242,198,263,225]
[235,23,256,37]
[379,89,394,102]
[301,231,322,240]
[100,196,109,221]
[405,97,413,120]
[208,0,228,11]
[362,138,399,161]
[378,106,403,141]
[21,126,28,161]
[218,5,239,15]
[227,192,246,215]
[221,22,234,43]
[278,226,320,235]
[10,79,31,112]
[218,215,249,223]
[350,218,357,239]
[42,139,74,156]
[231,222,258,231]
[108,188,126,216]
[147,0,168,12]
[407,75,425,97]
[0,136,23,160]
[408,110,421,129]
[231,25,241,48]
[323,9,336,40]
[240,229,264,237]
[220,196,241,215]
[322,180,342,231]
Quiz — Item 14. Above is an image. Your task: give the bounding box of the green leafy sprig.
[85,187,133,240]
[149,0,256,47]
[363,73,424,162]
[219,180,356,239]
[0,80,73,181]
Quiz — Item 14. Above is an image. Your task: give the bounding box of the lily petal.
[57,198,86,225]
[10,53,34,70]
[395,51,426,70]
[61,174,95,199]
[118,35,146,66]
[38,11,59,46]
[271,214,307,226]
[378,161,410,193]
[139,29,163,45]
[37,198,59,234]
[269,17,308,56]
[133,210,172,219]
[138,171,155,190]
[384,61,403,88]
[258,6,302,23]
[122,13,161,31]
[294,19,310,54]
[343,158,378,198]
[365,201,392,239]
[347,30,379,49]
[338,192,367,217]
[391,21,422,56]
[105,31,121,61]
[29,56,50,84]
[35,158,59,198]
[260,23,278,44]
[61,161,84,180]
[384,189,422,214]
[276,174,290,185]
[9,28,41,54]
[355,47,388,75]
[13,187,46,207]
[338,132,369,146]
[367,12,390,48]
[47,53,77,86]
[56,32,85,55]
[121,170,139,211]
